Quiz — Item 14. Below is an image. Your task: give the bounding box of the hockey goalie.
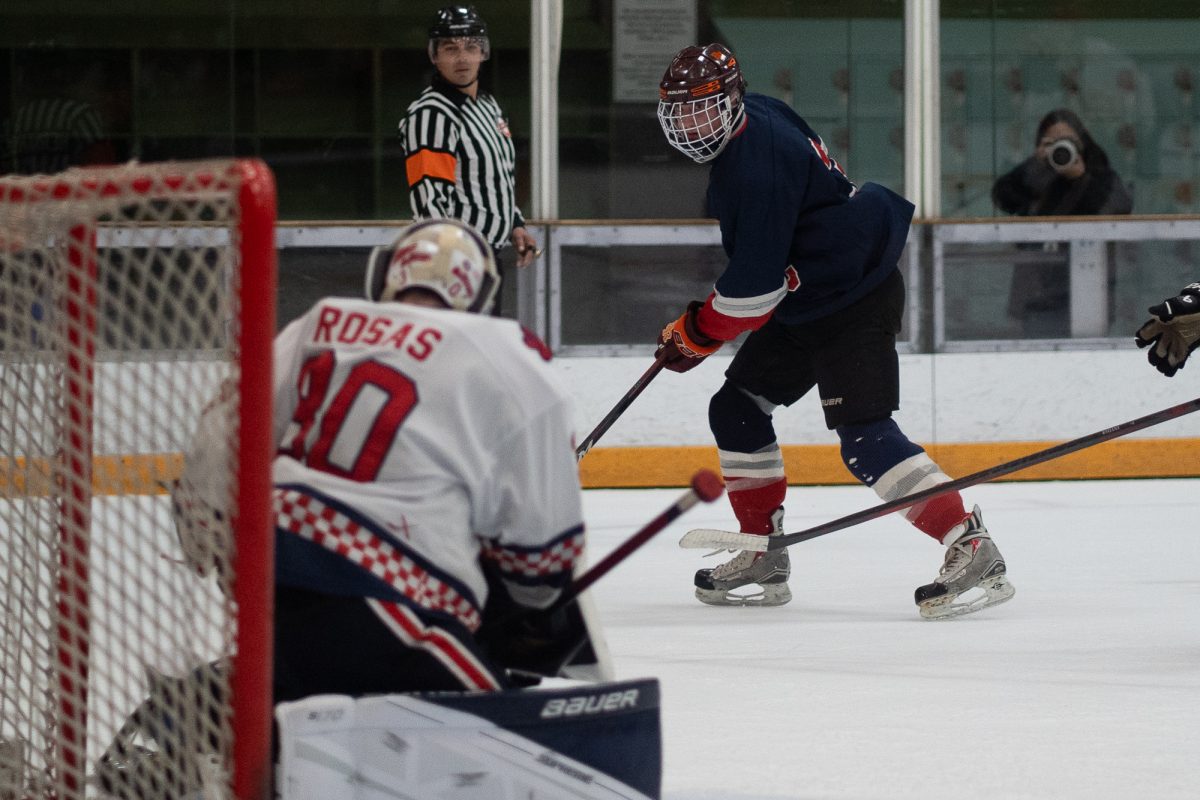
[98,219,661,799]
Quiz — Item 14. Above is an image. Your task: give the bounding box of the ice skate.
[915,505,1014,619]
[694,508,791,607]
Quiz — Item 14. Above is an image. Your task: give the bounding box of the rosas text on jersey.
[312,306,442,361]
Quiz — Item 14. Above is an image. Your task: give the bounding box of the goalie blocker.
[275,678,663,799]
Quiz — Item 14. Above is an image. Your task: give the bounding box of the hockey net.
[0,160,275,799]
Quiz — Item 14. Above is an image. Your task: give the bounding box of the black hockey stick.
[680,394,1200,552]
[575,355,667,461]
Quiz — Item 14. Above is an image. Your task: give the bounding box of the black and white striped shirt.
[2,97,108,175]
[400,76,525,252]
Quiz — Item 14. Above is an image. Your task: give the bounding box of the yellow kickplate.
[1,438,1195,495]
[578,439,1200,489]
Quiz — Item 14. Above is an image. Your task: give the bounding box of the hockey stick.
[575,355,667,461]
[486,471,723,684]
[680,394,1200,552]
[564,469,724,602]
[486,470,722,622]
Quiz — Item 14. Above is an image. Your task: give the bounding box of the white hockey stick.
[679,527,773,551]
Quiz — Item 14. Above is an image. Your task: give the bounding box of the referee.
[2,96,114,175]
[400,5,538,315]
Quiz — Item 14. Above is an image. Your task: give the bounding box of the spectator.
[992,109,1133,336]
[399,5,539,317]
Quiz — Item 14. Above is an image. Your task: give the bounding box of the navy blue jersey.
[696,93,914,338]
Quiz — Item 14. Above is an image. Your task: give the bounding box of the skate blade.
[918,575,1015,620]
[695,583,792,607]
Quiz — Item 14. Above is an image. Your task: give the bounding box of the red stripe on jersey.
[695,292,774,341]
[366,598,501,691]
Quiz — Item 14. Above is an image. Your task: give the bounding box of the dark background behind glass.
[4,2,1198,221]
[4,1,1198,347]
[0,1,533,220]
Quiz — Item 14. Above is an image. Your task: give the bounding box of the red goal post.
[0,160,275,800]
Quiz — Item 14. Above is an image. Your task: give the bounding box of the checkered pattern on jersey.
[482,525,584,585]
[274,487,482,631]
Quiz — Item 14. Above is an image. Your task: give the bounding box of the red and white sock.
[726,476,787,534]
[719,446,787,535]
[871,452,971,543]
[906,492,971,543]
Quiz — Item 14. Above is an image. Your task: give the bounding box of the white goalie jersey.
[219,297,582,632]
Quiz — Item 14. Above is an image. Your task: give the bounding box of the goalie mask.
[657,43,747,164]
[428,5,490,61]
[365,219,499,314]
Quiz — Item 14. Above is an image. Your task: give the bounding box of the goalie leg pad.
[274,681,662,800]
[275,679,664,800]
[95,662,227,800]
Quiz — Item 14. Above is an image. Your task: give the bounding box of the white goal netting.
[0,160,275,800]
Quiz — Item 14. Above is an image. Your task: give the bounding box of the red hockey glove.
[656,301,722,373]
[1135,282,1200,377]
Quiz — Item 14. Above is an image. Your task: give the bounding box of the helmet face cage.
[657,44,746,164]
[658,92,742,163]
[365,220,499,314]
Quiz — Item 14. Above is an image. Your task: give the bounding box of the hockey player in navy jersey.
[655,44,1015,619]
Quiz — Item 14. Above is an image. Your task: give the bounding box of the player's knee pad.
[709,381,777,453]
[835,416,924,487]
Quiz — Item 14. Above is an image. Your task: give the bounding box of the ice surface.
[581,479,1200,800]
[18,479,1189,798]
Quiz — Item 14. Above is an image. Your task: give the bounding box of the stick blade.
[678,528,771,551]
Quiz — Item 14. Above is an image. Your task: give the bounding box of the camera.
[1046,138,1080,173]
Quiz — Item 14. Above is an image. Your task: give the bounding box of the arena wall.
[2,349,1195,496]
[564,349,1200,487]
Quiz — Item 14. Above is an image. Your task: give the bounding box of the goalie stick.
[492,470,722,684]
[487,470,722,625]
[575,355,666,461]
[680,394,1200,552]
[566,468,724,601]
